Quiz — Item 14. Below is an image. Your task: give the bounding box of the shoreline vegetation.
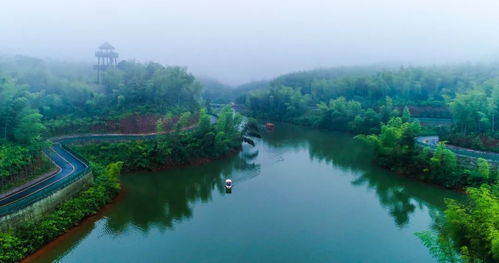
[0,161,123,263]
[0,55,258,262]
[0,58,203,205]
[67,113,242,173]
[1,56,498,262]
[21,186,128,263]
[241,66,499,262]
[0,107,246,263]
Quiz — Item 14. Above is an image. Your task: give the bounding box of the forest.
[241,64,499,263]
[69,108,246,172]
[0,56,250,262]
[1,55,499,262]
[242,64,499,148]
[0,56,202,190]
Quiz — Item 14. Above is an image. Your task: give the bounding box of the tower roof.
[99,42,115,50]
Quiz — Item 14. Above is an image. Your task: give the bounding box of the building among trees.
[94,42,119,82]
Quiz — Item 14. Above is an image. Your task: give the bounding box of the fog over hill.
[2,0,499,85]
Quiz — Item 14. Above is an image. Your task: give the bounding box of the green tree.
[316,97,362,131]
[14,111,46,145]
[155,119,164,133]
[429,143,458,187]
[443,184,499,262]
[415,231,460,263]
[355,117,421,168]
[402,106,411,123]
[176,112,192,131]
[195,109,212,135]
[476,158,490,179]
[449,89,489,134]
[379,96,399,123]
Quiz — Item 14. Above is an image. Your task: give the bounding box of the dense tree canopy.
[2,54,499,263]
[417,183,499,263]
[266,64,499,107]
[241,65,499,262]
[102,61,201,113]
[243,64,499,130]
[0,56,204,190]
[449,80,499,135]
[444,184,499,262]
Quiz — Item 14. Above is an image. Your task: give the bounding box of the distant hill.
[198,76,270,104]
[197,76,234,104]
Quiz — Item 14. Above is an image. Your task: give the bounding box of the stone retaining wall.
[455,154,499,170]
[417,144,499,170]
[0,172,93,231]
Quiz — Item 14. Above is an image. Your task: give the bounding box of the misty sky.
[2,0,499,85]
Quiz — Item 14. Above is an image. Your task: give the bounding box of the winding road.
[0,115,219,217]
[2,117,495,218]
[0,139,89,217]
[0,134,164,217]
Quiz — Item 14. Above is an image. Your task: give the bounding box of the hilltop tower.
[94,42,119,82]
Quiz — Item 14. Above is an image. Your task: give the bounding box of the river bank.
[0,109,248,263]
[24,124,464,263]
[21,187,128,263]
[0,141,241,263]
[20,147,242,262]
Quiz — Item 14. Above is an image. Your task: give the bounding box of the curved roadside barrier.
[0,114,219,217]
[0,133,182,217]
[0,132,184,217]
[0,142,90,217]
[415,136,499,162]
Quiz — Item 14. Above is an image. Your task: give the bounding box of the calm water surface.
[29,124,462,263]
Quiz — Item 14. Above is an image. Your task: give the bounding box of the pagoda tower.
[94,42,119,82]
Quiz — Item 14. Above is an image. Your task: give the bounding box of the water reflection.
[104,123,460,232]
[262,123,462,227]
[262,123,373,170]
[27,123,465,263]
[103,146,260,234]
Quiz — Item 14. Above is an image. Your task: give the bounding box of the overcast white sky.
[1,0,499,85]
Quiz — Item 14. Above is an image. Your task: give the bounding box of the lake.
[26,123,462,263]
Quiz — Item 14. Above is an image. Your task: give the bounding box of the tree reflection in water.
[103,146,260,234]
[89,123,462,237]
[28,123,465,263]
[262,123,462,227]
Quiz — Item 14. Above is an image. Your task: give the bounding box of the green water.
[31,124,462,263]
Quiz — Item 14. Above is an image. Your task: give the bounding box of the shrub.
[0,162,122,263]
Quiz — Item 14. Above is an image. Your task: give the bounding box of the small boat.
[225,179,233,190]
[265,122,275,130]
